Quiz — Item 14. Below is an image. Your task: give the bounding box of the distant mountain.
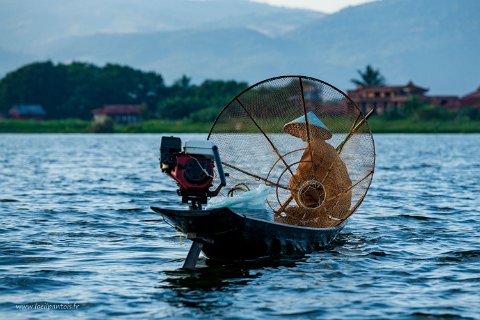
[287,0,480,94]
[0,0,478,95]
[0,0,323,51]
[36,28,297,84]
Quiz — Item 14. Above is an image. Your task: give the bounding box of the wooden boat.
[152,76,375,269]
[151,206,346,263]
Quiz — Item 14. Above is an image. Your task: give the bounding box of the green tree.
[0,61,68,117]
[157,96,207,120]
[96,63,166,116]
[157,79,247,120]
[60,62,102,119]
[0,61,246,122]
[403,96,425,117]
[173,75,192,89]
[351,65,386,87]
[457,106,480,120]
[0,61,166,119]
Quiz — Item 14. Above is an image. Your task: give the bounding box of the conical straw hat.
[283,112,332,140]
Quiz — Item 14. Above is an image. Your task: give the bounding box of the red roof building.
[92,104,143,124]
[347,81,429,115]
[426,95,460,109]
[9,104,46,120]
[458,86,480,109]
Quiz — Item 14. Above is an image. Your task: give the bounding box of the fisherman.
[277,112,352,228]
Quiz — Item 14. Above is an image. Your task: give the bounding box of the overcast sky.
[251,0,379,13]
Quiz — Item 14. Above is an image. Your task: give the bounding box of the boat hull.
[151,207,346,260]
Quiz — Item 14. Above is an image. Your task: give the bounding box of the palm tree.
[351,65,386,88]
[174,75,192,89]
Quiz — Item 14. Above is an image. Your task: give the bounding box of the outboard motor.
[160,136,226,210]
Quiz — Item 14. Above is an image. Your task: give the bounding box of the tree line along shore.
[1,118,479,134]
[0,61,479,133]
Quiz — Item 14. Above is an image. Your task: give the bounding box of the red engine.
[160,136,225,208]
[167,154,215,192]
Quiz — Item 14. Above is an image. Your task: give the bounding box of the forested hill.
[0,61,248,120]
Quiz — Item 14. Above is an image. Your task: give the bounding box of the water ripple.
[0,134,479,318]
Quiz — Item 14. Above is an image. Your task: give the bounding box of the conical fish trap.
[208,76,375,228]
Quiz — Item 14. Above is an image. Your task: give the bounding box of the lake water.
[1,134,479,319]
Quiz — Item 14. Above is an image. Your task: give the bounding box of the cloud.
[250,0,379,13]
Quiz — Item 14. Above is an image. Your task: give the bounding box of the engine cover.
[169,154,214,191]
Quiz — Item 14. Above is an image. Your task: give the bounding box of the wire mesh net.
[208,76,375,228]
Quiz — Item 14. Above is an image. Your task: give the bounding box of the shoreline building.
[8,104,46,120]
[92,105,143,124]
[347,81,464,115]
[347,81,429,115]
[455,86,480,109]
